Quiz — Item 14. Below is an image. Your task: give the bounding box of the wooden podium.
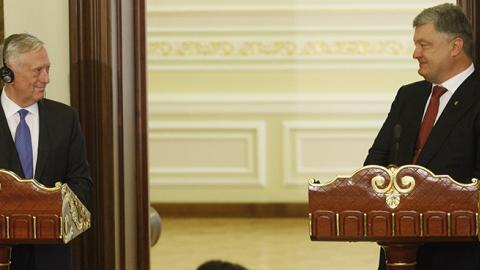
[309,165,479,270]
[0,169,91,269]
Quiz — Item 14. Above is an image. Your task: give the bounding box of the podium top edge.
[309,164,479,188]
[0,169,63,192]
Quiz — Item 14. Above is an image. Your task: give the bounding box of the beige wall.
[4,1,460,204]
[4,0,70,105]
[147,0,454,203]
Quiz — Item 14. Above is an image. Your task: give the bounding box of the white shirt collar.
[1,89,39,118]
[434,63,475,94]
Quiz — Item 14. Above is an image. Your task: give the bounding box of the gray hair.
[413,3,473,58]
[1,33,44,67]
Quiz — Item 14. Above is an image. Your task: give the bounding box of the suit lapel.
[416,73,479,165]
[35,100,49,179]
[0,91,23,176]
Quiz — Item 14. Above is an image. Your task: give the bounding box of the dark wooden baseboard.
[151,203,309,218]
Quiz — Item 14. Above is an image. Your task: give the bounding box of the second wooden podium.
[309,165,479,270]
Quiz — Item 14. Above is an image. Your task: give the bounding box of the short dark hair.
[197,260,248,270]
[413,3,473,58]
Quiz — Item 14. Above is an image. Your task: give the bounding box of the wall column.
[69,0,149,269]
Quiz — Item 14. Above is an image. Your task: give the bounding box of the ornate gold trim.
[308,213,312,236]
[363,213,367,237]
[478,188,480,240]
[310,165,478,187]
[386,262,416,266]
[61,185,91,243]
[371,167,413,209]
[335,213,340,237]
[385,190,401,209]
[33,216,37,239]
[0,262,11,266]
[6,216,9,239]
[447,213,451,237]
[476,213,479,240]
[310,165,479,209]
[420,213,424,237]
[148,40,413,58]
[0,169,62,191]
[392,213,395,237]
[59,216,63,239]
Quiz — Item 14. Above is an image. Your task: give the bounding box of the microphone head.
[393,124,402,140]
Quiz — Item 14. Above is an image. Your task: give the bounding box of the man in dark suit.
[0,33,92,269]
[365,3,480,270]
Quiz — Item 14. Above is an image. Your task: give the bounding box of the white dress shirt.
[1,90,39,175]
[425,63,475,123]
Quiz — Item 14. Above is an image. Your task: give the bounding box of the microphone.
[392,124,402,166]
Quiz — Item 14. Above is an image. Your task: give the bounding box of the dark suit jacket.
[365,72,480,270]
[0,92,93,270]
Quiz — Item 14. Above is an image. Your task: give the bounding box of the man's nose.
[40,69,50,83]
[412,46,421,59]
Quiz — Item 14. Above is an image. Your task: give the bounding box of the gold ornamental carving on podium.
[370,167,416,209]
[61,184,91,243]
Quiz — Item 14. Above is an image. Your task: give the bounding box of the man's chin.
[417,69,428,79]
[35,92,46,101]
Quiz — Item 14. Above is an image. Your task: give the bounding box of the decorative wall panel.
[147,0,451,70]
[283,120,381,185]
[149,121,266,186]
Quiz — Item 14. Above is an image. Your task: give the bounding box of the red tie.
[412,85,447,164]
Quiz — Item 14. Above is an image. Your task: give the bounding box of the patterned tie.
[412,86,447,164]
[15,109,33,178]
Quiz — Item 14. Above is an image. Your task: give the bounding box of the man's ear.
[450,37,464,57]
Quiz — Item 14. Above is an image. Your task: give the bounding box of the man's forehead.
[414,23,435,34]
[12,48,50,66]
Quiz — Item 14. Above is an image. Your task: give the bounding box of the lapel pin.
[454,101,459,106]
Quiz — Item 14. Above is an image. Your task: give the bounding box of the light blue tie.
[15,109,33,179]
